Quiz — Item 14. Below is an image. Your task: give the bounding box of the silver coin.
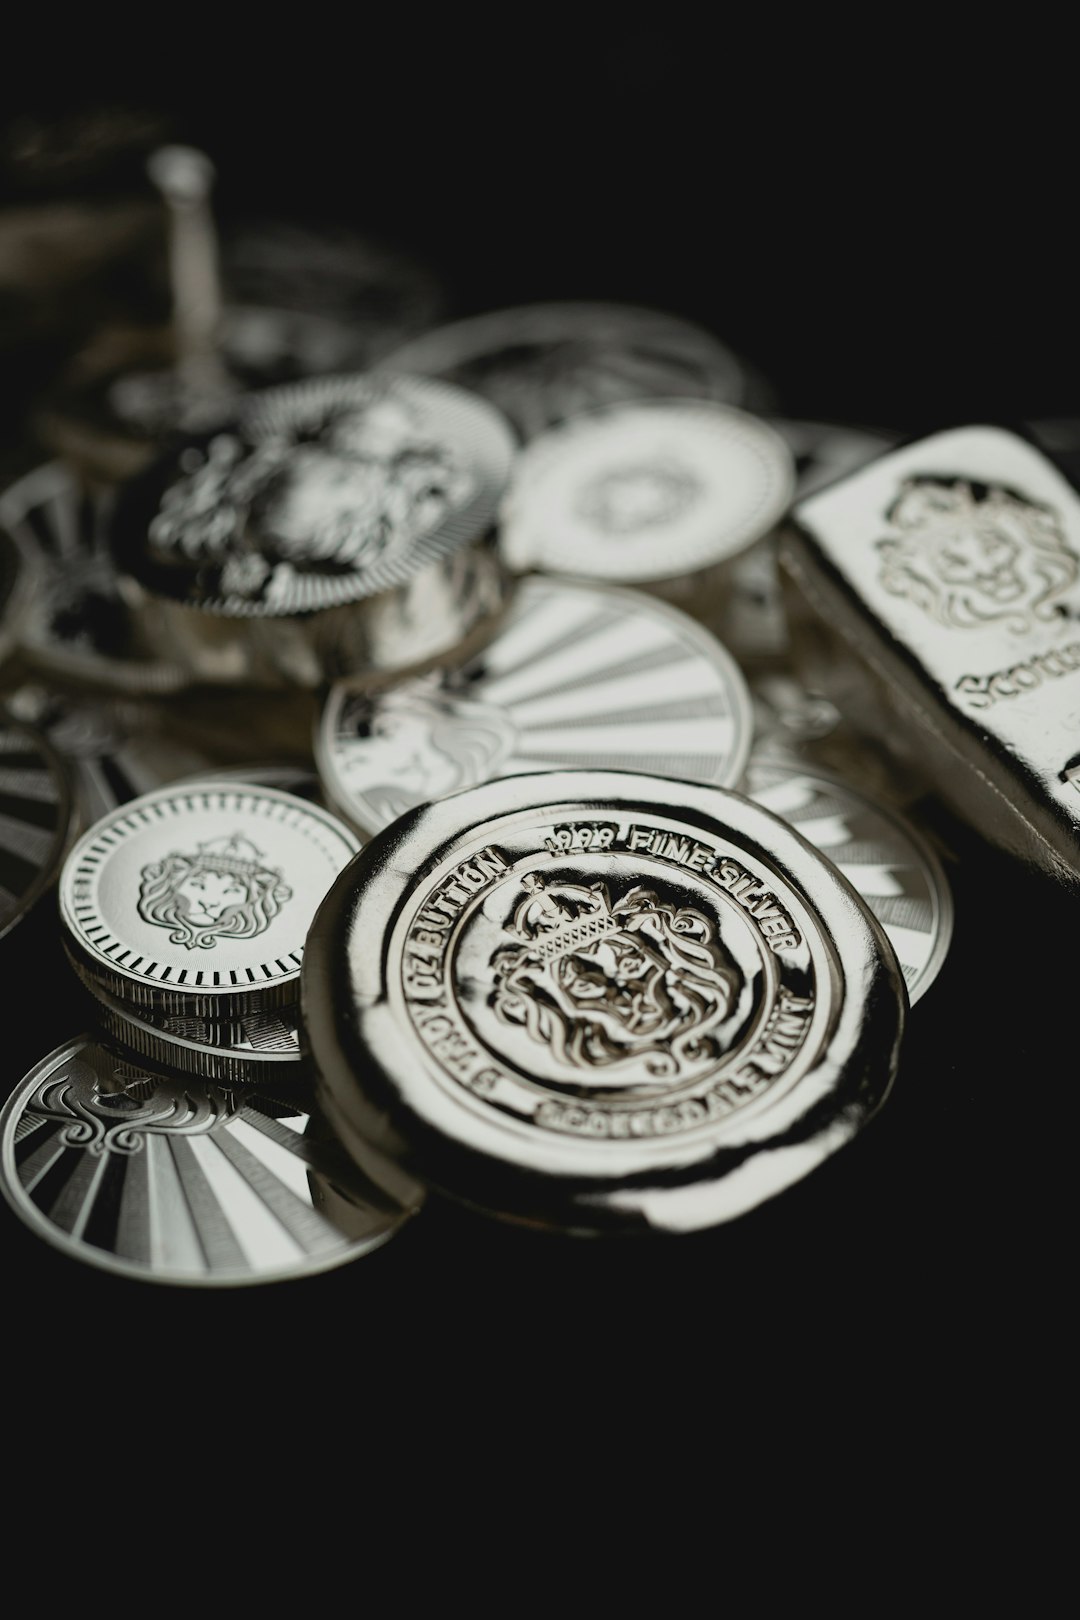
[90,986,305,1084]
[0,716,74,944]
[318,577,753,836]
[303,770,906,1234]
[499,400,794,586]
[59,781,360,1017]
[378,302,751,440]
[741,758,953,1003]
[112,374,515,615]
[0,462,190,695]
[0,1036,418,1287]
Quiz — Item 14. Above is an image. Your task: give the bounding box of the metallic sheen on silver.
[378,302,750,440]
[499,400,794,590]
[60,781,360,1017]
[0,1036,418,1287]
[783,426,1080,889]
[91,986,305,1084]
[0,463,191,695]
[303,770,906,1234]
[0,716,73,944]
[742,757,953,1003]
[317,577,753,836]
[109,374,514,686]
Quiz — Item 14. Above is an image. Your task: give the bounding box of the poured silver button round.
[303,770,906,1234]
[378,302,750,440]
[0,1036,419,1287]
[742,758,953,1004]
[499,401,794,585]
[59,781,360,1017]
[317,578,753,836]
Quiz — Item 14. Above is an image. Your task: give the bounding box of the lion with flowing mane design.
[876,477,1079,632]
[137,833,292,951]
[490,874,737,1082]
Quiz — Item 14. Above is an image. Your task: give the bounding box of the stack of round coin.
[303,770,907,1234]
[108,374,516,688]
[498,401,794,630]
[57,780,361,1084]
[316,575,753,837]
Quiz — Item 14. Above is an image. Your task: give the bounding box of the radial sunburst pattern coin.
[1,1037,418,1286]
[317,577,753,836]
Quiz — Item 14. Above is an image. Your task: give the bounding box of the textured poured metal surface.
[742,758,952,1003]
[0,717,73,943]
[304,770,905,1234]
[500,400,793,583]
[0,1036,416,1287]
[317,578,753,835]
[59,781,359,1016]
[378,302,750,440]
[784,426,1080,887]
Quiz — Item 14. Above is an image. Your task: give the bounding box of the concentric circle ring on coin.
[377,302,750,440]
[59,781,360,1017]
[90,985,305,1084]
[303,770,906,1234]
[0,1036,418,1287]
[316,577,754,837]
[499,400,794,584]
[0,715,75,946]
[742,758,953,1004]
[110,372,516,616]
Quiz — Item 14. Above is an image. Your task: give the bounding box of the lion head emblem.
[876,477,1079,632]
[137,832,292,951]
[148,395,475,599]
[336,673,516,824]
[490,874,737,1080]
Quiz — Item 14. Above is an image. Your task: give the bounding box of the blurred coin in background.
[0,713,73,946]
[379,302,755,441]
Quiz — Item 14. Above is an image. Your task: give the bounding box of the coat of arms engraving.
[490,873,737,1078]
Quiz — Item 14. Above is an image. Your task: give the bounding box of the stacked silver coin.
[0,165,986,1278]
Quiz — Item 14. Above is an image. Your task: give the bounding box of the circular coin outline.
[0,1035,417,1288]
[499,399,795,583]
[110,372,516,617]
[316,575,755,837]
[304,770,907,1234]
[59,780,360,1017]
[742,756,954,1005]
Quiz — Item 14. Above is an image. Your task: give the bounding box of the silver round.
[112,373,515,615]
[378,302,750,440]
[317,577,753,836]
[90,985,305,1084]
[499,400,794,585]
[0,1036,419,1288]
[741,758,953,1004]
[0,463,191,696]
[59,781,360,1017]
[0,715,74,945]
[303,770,907,1234]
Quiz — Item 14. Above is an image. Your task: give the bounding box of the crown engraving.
[137,831,292,950]
[490,874,738,1079]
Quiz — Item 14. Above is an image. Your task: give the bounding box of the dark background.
[1,32,1070,1395]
